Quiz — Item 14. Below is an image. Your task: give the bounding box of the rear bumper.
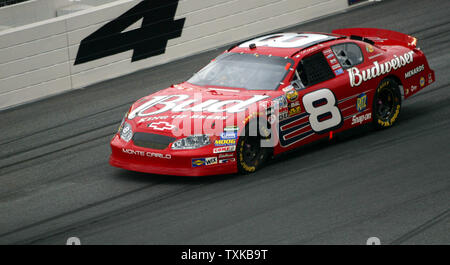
[109,135,237,177]
[404,68,435,99]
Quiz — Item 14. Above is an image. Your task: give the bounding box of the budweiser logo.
[128,95,269,119]
[348,51,415,87]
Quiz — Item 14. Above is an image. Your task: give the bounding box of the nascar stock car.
[110,28,435,176]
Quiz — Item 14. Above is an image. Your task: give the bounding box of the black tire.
[372,77,402,129]
[236,121,272,174]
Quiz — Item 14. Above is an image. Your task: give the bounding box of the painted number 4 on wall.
[74,0,185,65]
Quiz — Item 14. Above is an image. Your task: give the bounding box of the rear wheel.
[372,77,402,129]
[236,122,271,174]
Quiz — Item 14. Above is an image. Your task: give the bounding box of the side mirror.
[290,80,305,90]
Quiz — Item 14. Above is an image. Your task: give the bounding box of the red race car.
[110,28,435,176]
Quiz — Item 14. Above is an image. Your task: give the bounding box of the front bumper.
[109,135,237,177]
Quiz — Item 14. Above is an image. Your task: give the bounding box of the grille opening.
[132,132,176,150]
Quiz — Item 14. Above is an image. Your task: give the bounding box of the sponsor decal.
[428,73,433,84]
[205,157,218,166]
[323,48,332,54]
[332,64,341,70]
[289,101,300,108]
[298,44,324,55]
[289,106,302,116]
[282,86,295,92]
[356,93,367,112]
[219,153,234,158]
[192,157,217,167]
[288,102,301,117]
[368,53,382,60]
[348,51,414,87]
[351,113,372,125]
[273,95,288,108]
[279,110,289,121]
[214,139,236,146]
[405,64,424,79]
[286,90,299,102]
[366,44,374,53]
[220,131,238,140]
[335,68,344,75]
[325,49,341,75]
[219,158,236,164]
[122,148,171,159]
[420,76,425,87]
[148,121,175,131]
[213,145,236,154]
[224,125,239,132]
[128,95,269,119]
[192,158,205,167]
[410,85,418,93]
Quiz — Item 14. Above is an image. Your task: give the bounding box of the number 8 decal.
[302,88,343,134]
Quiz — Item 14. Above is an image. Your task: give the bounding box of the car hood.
[126,83,280,137]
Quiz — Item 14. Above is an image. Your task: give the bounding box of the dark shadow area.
[0,0,29,7]
[113,165,241,185]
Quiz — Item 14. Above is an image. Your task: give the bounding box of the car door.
[276,45,364,152]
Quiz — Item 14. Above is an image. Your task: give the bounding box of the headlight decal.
[120,122,133,142]
[171,135,211,150]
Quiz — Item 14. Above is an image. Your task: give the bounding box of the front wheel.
[372,78,402,129]
[236,124,271,174]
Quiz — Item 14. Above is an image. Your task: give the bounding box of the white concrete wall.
[0,0,118,27]
[0,0,350,109]
[0,0,55,27]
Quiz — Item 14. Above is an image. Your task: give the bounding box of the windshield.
[187,53,294,90]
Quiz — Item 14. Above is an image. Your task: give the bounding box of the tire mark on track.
[0,120,120,161]
[291,186,450,245]
[390,208,450,245]
[0,132,113,174]
[0,101,131,146]
[8,182,209,244]
[0,182,162,241]
[0,162,107,202]
[409,20,450,37]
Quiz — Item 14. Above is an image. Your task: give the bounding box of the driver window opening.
[292,52,334,88]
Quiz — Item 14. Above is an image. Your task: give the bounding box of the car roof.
[229,32,343,57]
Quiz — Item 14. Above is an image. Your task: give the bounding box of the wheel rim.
[376,88,395,120]
[242,137,261,165]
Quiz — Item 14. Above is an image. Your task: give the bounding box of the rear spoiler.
[332,28,417,48]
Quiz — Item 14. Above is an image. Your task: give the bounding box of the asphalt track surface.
[0,0,449,245]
